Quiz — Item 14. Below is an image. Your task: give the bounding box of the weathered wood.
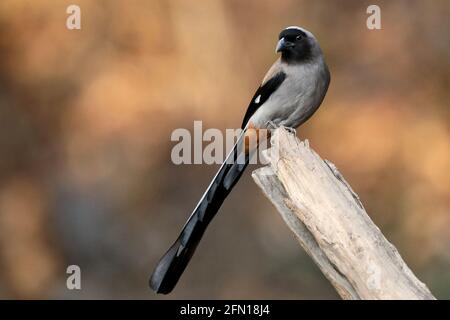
[252,128,435,300]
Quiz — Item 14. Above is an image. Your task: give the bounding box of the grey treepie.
[150,26,330,294]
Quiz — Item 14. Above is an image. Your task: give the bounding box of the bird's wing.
[241,70,286,129]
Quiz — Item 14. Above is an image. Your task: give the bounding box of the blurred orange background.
[0,0,449,299]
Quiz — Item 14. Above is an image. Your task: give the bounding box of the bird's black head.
[276,26,313,64]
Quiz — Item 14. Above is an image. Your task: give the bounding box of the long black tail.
[150,132,252,294]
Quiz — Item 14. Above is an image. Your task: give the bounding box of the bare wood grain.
[252,128,435,300]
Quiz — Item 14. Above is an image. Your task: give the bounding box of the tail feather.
[150,133,251,294]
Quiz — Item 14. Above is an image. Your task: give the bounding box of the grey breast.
[250,58,329,129]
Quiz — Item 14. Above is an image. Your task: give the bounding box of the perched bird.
[150,26,330,294]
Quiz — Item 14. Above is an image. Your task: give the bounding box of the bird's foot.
[281,125,297,135]
[265,120,278,131]
[266,121,296,135]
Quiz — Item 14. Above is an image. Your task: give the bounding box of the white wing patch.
[254,95,261,104]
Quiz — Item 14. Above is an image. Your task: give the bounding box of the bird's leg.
[281,125,297,135]
[265,120,296,135]
[265,120,278,132]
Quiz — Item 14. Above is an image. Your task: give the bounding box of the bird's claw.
[282,126,297,135]
[265,121,296,135]
[265,120,278,131]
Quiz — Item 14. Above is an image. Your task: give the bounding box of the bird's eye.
[296,35,302,40]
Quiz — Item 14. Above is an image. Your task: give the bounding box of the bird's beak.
[276,37,293,53]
